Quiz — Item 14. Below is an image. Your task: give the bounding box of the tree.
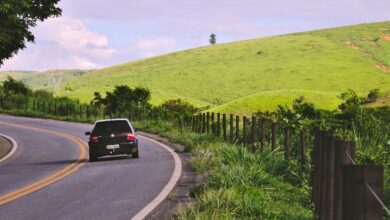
[0,0,62,65]
[209,33,216,45]
[1,76,31,96]
[161,99,198,116]
[92,85,151,115]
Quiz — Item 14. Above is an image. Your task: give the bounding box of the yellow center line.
[0,122,88,206]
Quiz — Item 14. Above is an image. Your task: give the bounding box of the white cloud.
[134,37,175,57]
[1,16,116,71]
[0,16,177,70]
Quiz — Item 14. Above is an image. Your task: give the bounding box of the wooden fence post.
[193,115,197,132]
[79,105,82,119]
[235,115,239,143]
[260,119,265,149]
[311,130,322,217]
[86,105,90,120]
[192,116,196,132]
[194,115,197,131]
[202,113,206,133]
[272,122,277,150]
[252,116,256,150]
[325,134,335,220]
[333,140,355,220]
[243,116,247,146]
[196,115,200,132]
[178,115,183,132]
[300,131,306,171]
[342,165,383,220]
[198,114,202,133]
[206,112,210,133]
[217,113,221,137]
[229,114,234,143]
[222,114,227,141]
[211,112,215,134]
[284,127,290,161]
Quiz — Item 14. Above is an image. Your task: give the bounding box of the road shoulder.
[138,132,203,220]
[0,134,16,162]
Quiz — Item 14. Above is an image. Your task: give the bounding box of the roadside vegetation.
[136,119,313,219]
[1,77,390,219]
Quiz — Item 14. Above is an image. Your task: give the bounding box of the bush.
[160,99,198,116]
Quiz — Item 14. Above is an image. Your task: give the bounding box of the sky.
[1,0,390,71]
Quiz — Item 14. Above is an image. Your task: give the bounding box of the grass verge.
[135,119,314,219]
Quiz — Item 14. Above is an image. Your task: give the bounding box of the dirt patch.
[374,63,389,73]
[306,44,319,49]
[381,35,390,42]
[345,40,359,49]
[0,136,12,159]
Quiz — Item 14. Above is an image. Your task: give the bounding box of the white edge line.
[0,133,18,163]
[131,135,183,220]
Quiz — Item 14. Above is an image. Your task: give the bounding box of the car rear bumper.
[89,143,138,157]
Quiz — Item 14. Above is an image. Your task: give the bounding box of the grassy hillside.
[208,90,342,115]
[0,70,88,92]
[57,22,390,113]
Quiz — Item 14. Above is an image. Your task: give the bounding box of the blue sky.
[1,0,390,71]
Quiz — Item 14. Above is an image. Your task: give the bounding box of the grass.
[0,70,90,92]
[135,119,313,219]
[57,22,390,114]
[207,90,342,115]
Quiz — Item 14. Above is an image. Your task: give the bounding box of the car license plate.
[106,144,120,149]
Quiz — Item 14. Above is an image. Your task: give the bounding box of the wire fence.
[345,150,390,217]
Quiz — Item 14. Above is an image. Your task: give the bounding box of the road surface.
[0,115,177,220]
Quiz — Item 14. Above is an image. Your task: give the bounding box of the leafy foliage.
[209,33,216,45]
[160,99,199,116]
[0,0,61,65]
[1,76,32,96]
[91,85,151,115]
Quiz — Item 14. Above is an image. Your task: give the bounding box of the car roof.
[94,118,130,123]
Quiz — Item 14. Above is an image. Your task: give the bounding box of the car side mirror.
[85,131,91,136]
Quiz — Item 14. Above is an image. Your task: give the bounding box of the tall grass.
[135,119,313,219]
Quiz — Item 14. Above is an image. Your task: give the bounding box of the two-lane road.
[0,115,179,220]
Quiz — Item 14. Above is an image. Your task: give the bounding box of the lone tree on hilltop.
[209,33,217,45]
[0,0,62,66]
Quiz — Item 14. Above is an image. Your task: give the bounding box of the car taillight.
[91,136,99,143]
[127,133,136,141]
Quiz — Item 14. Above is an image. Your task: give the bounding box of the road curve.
[0,115,177,220]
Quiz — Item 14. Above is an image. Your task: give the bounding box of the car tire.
[133,148,139,158]
[89,150,98,162]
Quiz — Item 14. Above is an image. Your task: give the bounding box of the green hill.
[0,70,89,92]
[56,22,390,113]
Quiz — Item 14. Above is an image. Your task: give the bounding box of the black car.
[85,119,139,161]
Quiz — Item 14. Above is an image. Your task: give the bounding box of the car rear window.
[92,121,132,136]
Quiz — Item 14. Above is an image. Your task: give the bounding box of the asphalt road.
[0,115,176,220]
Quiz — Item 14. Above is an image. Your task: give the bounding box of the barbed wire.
[345,150,390,216]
